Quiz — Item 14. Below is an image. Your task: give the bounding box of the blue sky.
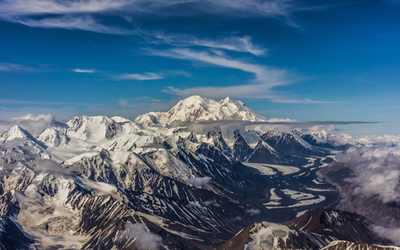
[0,0,399,135]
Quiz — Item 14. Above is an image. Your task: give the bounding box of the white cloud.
[119,97,162,108]
[192,36,267,56]
[117,72,164,80]
[147,48,291,99]
[336,145,400,203]
[371,225,400,246]
[163,84,279,100]
[114,70,189,81]
[245,208,261,214]
[151,33,267,56]
[72,68,96,73]
[7,15,135,35]
[0,62,34,72]
[0,113,56,136]
[272,98,337,104]
[145,48,338,103]
[0,0,343,33]
[116,222,161,250]
[0,98,96,106]
[0,0,294,19]
[115,97,180,119]
[0,0,130,16]
[149,48,285,83]
[185,177,211,187]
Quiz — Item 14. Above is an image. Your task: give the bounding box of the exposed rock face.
[247,140,291,164]
[0,192,34,250]
[219,207,397,250]
[286,208,382,244]
[232,130,253,162]
[207,127,232,155]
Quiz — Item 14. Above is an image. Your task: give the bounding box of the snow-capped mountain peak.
[38,127,69,147]
[66,115,122,141]
[0,125,35,143]
[134,95,266,126]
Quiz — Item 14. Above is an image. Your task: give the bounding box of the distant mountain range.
[0,95,398,250]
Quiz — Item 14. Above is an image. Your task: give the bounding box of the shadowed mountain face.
[0,192,34,250]
[286,208,384,245]
[232,130,253,162]
[246,140,292,164]
[321,241,400,250]
[217,221,329,250]
[217,208,393,250]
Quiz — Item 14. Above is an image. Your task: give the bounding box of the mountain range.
[0,95,398,250]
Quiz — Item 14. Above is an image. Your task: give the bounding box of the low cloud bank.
[336,145,400,203]
[371,225,400,246]
[185,177,211,187]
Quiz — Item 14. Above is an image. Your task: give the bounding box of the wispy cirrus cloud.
[149,48,337,103]
[0,98,100,106]
[148,48,291,99]
[117,97,179,117]
[150,32,267,56]
[0,0,293,18]
[0,0,130,16]
[271,98,338,104]
[115,70,190,81]
[0,62,35,72]
[163,84,280,100]
[72,68,96,73]
[8,15,136,35]
[148,48,286,84]
[0,0,347,33]
[117,72,164,81]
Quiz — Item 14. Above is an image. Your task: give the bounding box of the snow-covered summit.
[134,95,266,126]
[0,125,50,159]
[38,127,69,147]
[0,125,36,143]
[66,115,122,142]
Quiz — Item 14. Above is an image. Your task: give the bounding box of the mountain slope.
[0,192,34,250]
[232,130,253,162]
[321,241,400,250]
[217,221,329,250]
[286,208,382,244]
[261,131,324,157]
[246,140,291,164]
